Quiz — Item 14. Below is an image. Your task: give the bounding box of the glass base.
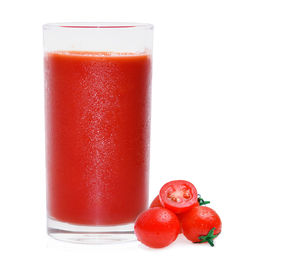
[47,217,136,244]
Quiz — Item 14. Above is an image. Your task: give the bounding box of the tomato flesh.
[159,180,198,214]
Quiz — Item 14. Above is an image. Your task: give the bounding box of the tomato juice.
[45,51,151,225]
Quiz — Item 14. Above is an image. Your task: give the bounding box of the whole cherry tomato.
[181,206,222,246]
[134,207,180,248]
[149,195,163,208]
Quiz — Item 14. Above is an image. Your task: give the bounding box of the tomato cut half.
[159,180,198,214]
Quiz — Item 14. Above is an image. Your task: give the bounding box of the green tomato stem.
[195,227,220,247]
[197,194,210,206]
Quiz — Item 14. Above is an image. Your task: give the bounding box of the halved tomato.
[159,180,198,214]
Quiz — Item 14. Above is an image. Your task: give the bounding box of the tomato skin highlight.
[181,206,222,243]
[159,180,198,214]
[149,195,163,208]
[134,207,180,248]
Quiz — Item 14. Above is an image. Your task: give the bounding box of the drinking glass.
[43,22,153,244]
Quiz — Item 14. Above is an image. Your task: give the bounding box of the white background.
[0,0,299,258]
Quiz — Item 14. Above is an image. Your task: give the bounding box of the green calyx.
[197,194,210,206]
[195,227,220,247]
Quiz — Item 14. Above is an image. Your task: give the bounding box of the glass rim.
[43,22,153,30]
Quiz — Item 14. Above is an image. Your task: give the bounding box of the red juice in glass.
[43,23,153,243]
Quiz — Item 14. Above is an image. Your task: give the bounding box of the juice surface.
[45,51,151,225]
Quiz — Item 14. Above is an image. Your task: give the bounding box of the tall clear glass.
[43,23,153,244]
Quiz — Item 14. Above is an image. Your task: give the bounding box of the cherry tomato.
[159,180,198,214]
[181,206,222,246]
[134,207,180,248]
[149,195,163,208]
